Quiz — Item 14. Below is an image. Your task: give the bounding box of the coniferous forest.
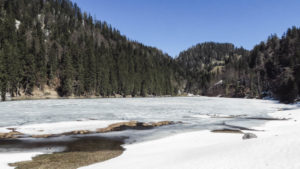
[0,0,177,101]
[177,29,300,103]
[0,0,299,103]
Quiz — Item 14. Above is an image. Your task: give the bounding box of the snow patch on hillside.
[15,20,21,30]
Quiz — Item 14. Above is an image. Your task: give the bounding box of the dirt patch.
[8,136,125,169]
[211,129,243,134]
[97,121,176,133]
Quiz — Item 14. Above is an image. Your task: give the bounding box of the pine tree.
[0,49,7,101]
[58,50,73,96]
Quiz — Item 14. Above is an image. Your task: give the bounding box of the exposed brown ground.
[211,129,243,134]
[8,137,125,169]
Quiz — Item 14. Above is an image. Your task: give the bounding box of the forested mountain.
[0,0,299,103]
[176,27,300,103]
[0,0,176,101]
[176,42,251,97]
[247,27,300,103]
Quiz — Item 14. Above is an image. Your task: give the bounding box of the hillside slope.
[176,42,251,97]
[0,0,177,100]
[176,28,300,103]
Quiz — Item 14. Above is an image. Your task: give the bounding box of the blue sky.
[71,0,300,57]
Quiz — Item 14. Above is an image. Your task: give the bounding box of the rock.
[242,133,257,140]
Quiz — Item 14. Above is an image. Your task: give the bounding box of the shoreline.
[80,107,300,169]
[0,98,296,169]
[5,92,262,102]
[7,94,187,102]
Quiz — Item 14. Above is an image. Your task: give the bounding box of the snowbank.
[82,108,300,169]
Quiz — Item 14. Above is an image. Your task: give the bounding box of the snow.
[0,152,42,169]
[45,29,50,37]
[0,97,291,129]
[0,128,10,133]
[82,107,300,169]
[15,20,21,30]
[0,97,294,139]
[214,80,223,86]
[0,97,298,168]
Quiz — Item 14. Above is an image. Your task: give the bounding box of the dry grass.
[9,137,124,169]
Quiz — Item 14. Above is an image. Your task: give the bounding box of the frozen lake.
[0,97,295,138]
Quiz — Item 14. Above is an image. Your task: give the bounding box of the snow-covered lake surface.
[0,97,299,169]
[0,97,295,136]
